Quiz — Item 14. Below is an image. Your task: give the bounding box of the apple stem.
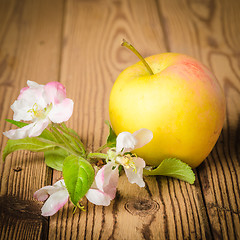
[121,39,154,75]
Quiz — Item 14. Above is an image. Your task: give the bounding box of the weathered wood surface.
[0,0,239,239]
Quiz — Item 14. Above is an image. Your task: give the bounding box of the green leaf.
[5,119,28,128]
[44,147,69,171]
[143,158,195,184]
[2,137,56,161]
[105,120,117,148]
[63,155,95,206]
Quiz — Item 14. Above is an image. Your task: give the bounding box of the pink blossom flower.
[108,128,153,187]
[116,155,146,187]
[116,128,153,154]
[3,81,73,139]
[34,180,69,216]
[86,163,119,206]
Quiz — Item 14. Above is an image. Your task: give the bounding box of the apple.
[109,41,226,168]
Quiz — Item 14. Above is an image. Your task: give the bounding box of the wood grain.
[160,1,240,239]
[49,0,210,239]
[0,0,64,239]
[0,0,239,239]
[158,0,240,238]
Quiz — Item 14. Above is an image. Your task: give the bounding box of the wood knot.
[125,199,159,217]
[13,166,23,172]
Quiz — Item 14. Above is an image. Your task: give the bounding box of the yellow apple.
[109,49,226,168]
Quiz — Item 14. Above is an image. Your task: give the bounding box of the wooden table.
[0,0,239,239]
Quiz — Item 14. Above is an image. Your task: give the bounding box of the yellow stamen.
[27,103,52,119]
[122,154,137,173]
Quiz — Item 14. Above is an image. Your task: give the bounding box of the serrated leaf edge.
[144,158,195,184]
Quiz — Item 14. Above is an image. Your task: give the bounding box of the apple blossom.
[115,154,146,187]
[3,81,74,140]
[108,128,153,187]
[34,180,69,216]
[35,165,119,215]
[86,163,119,206]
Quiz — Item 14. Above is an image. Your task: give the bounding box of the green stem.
[56,124,86,156]
[36,137,80,157]
[121,39,154,75]
[87,152,108,160]
[61,123,86,156]
[95,143,109,152]
[50,126,80,156]
[44,128,59,142]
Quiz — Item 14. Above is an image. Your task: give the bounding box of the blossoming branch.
[2,81,195,217]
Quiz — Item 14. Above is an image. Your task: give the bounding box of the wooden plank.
[158,0,240,238]
[0,0,64,239]
[49,0,211,239]
[0,0,238,239]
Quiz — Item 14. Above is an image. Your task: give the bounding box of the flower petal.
[41,189,69,216]
[18,80,42,100]
[3,118,49,140]
[34,186,57,201]
[116,132,137,154]
[33,180,66,202]
[53,179,66,188]
[132,128,153,150]
[86,163,119,206]
[13,81,46,121]
[11,98,33,121]
[34,180,69,217]
[95,162,115,191]
[18,86,29,100]
[19,81,46,108]
[95,163,119,199]
[27,80,42,88]
[48,98,74,123]
[28,119,50,137]
[85,189,112,206]
[124,157,146,187]
[44,82,66,104]
[3,123,35,139]
[103,168,119,199]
